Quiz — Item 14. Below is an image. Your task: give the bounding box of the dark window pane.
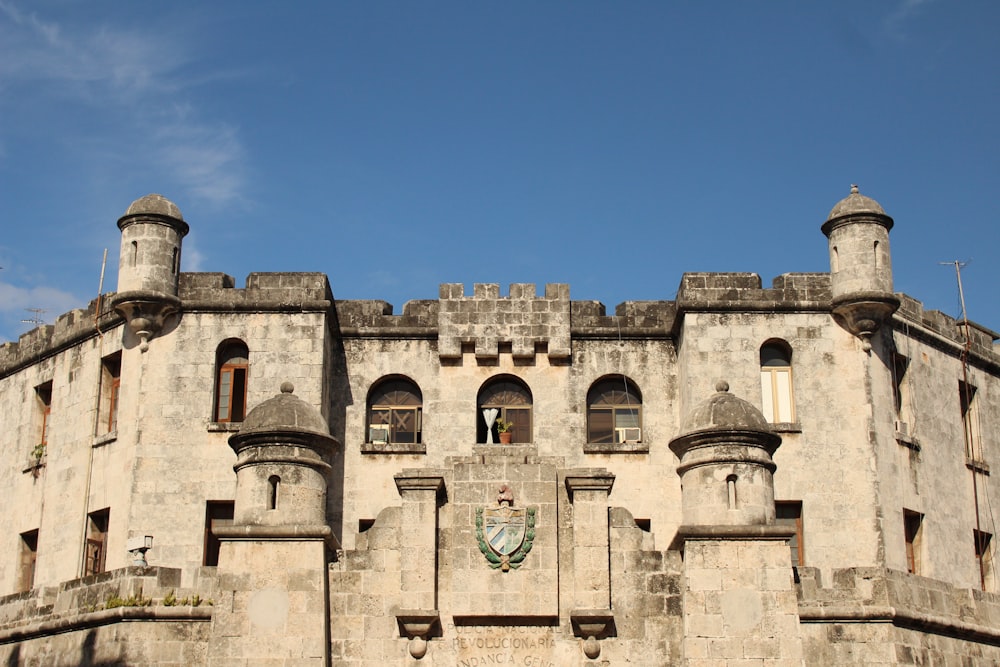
[760,343,791,367]
[506,408,531,444]
[589,408,614,444]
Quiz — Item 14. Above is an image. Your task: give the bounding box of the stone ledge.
[214,524,338,549]
[362,441,427,455]
[798,604,1000,645]
[966,458,990,475]
[770,422,801,434]
[207,422,242,433]
[0,605,211,644]
[583,441,649,454]
[92,432,117,448]
[670,524,797,550]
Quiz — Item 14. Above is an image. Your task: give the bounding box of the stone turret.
[822,185,899,348]
[111,194,189,351]
[226,381,338,529]
[669,383,803,666]
[669,381,781,526]
[209,382,340,666]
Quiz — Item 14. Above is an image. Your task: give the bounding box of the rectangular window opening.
[904,509,923,575]
[36,381,53,449]
[18,529,38,593]
[760,368,794,423]
[84,508,110,577]
[975,529,994,591]
[891,352,909,418]
[99,353,122,435]
[960,381,982,462]
[775,501,804,567]
[203,501,234,566]
[216,365,248,423]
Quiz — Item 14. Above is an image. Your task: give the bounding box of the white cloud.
[182,244,207,273]
[884,0,935,40]
[0,1,247,208]
[155,121,247,208]
[0,281,80,312]
[0,281,82,319]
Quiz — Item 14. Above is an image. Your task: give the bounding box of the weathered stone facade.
[0,188,998,665]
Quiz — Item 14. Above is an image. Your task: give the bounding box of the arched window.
[587,377,642,444]
[367,377,422,444]
[478,377,532,444]
[760,340,794,423]
[214,340,249,423]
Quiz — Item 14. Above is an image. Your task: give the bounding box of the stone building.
[0,187,998,665]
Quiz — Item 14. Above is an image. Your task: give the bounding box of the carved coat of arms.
[475,485,536,572]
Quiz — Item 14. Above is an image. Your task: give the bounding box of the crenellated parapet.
[335,299,439,334]
[178,272,333,312]
[797,567,1000,663]
[676,272,831,312]
[894,294,1000,369]
[437,283,571,360]
[0,295,121,378]
[570,300,677,338]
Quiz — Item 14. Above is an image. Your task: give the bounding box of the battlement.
[0,295,121,378]
[179,272,333,312]
[677,272,832,311]
[570,300,677,338]
[895,294,1000,362]
[797,567,1000,646]
[334,299,439,332]
[437,282,571,360]
[5,271,999,376]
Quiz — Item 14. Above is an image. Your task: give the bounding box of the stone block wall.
[0,567,214,666]
[0,295,120,376]
[797,567,1000,665]
[438,283,571,360]
[328,505,406,666]
[328,462,686,666]
[608,507,684,665]
[681,537,803,666]
[677,272,830,312]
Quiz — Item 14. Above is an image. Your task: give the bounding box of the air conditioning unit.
[894,420,910,437]
[615,427,642,444]
[369,426,390,445]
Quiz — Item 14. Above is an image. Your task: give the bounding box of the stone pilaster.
[394,471,445,611]
[565,469,616,660]
[393,470,445,659]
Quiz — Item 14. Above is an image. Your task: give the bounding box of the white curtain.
[482,408,499,444]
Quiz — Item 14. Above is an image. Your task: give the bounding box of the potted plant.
[496,418,514,444]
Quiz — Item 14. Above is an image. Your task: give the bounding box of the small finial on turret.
[850,184,859,194]
[715,380,730,393]
[280,381,294,394]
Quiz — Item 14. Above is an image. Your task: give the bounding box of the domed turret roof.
[678,381,772,435]
[237,382,330,438]
[123,193,184,221]
[827,185,886,220]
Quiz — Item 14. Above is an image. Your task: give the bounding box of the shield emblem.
[483,506,527,557]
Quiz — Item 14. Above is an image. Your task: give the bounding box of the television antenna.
[21,308,47,326]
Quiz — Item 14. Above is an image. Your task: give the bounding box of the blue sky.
[1,1,998,344]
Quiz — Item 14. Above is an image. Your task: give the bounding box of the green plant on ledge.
[162,590,213,607]
[105,587,151,609]
[31,443,45,462]
[495,418,513,434]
